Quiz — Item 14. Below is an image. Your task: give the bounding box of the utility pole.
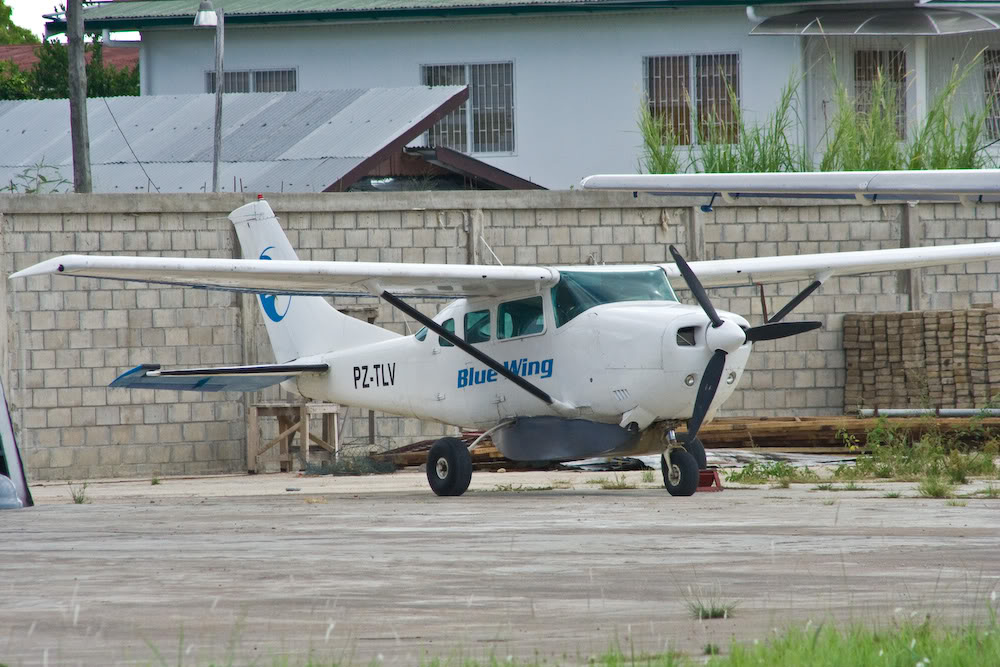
[67,0,92,193]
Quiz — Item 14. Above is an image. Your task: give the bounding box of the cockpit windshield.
[551,269,677,327]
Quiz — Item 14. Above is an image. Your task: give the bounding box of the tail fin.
[229,200,397,362]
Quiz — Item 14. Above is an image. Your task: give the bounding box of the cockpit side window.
[498,297,544,339]
[415,327,428,341]
[464,309,491,344]
[438,318,455,347]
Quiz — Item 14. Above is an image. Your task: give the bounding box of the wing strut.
[767,274,829,323]
[380,291,572,413]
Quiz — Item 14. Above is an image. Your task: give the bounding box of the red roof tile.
[0,44,139,70]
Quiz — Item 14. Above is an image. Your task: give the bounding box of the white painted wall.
[139,9,801,188]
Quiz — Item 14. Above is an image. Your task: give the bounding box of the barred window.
[422,62,515,154]
[696,54,740,144]
[206,68,297,93]
[855,50,906,138]
[985,50,1000,140]
[643,53,740,145]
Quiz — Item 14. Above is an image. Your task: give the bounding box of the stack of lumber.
[844,309,999,409]
[373,416,1000,467]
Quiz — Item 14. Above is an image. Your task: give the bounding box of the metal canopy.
[750,8,1000,36]
[0,86,467,194]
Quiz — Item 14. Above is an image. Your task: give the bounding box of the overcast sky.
[6,0,139,41]
[7,0,50,40]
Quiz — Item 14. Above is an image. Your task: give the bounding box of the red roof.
[0,44,139,70]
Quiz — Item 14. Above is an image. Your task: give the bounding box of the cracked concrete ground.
[2,470,999,665]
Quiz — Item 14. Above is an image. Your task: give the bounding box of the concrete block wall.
[2,192,997,480]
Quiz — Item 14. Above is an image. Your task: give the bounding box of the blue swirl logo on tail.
[258,246,291,322]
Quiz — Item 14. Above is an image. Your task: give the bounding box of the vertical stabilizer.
[229,200,397,362]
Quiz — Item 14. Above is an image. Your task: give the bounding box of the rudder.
[229,199,397,362]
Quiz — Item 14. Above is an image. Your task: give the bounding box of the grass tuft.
[641,469,655,484]
[151,475,160,486]
[684,584,739,621]
[599,473,636,490]
[727,460,818,485]
[67,481,89,504]
[918,476,956,499]
[883,490,902,499]
[489,483,552,493]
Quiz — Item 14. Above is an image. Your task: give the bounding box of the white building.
[55,1,1000,189]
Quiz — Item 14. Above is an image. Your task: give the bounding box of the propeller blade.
[745,320,822,343]
[669,245,723,328]
[686,349,727,445]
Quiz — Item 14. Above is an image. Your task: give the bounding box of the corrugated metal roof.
[0,86,466,194]
[77,0,769,21]
[53,0,806,32]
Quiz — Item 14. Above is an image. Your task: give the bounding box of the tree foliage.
[0,0,39,45]
[0,38,139,100]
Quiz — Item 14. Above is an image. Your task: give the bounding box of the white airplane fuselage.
[291,298,751,451]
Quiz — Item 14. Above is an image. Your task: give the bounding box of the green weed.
[641,469,655,484]
[151,475,160,486]
[684,584,739,620]
[67,481,89,504]
[918,476,956,499]
[883,490,902,499]
[489,483,552,493]
[600,473,636,490]
[727,460,818,485]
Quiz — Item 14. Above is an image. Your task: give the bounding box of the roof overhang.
[404,146,546,190]
[751,7,1000,36]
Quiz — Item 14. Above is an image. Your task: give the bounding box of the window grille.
[422,65,468,152]
[696,54,740,143]
[644,55,691,144]
[985,50,1000,140]
[643,53,739,145]
[422,62,515,153]
[206,68,296,93]
[854,50,906,138]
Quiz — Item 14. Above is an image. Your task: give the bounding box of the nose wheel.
[661,448,699,496]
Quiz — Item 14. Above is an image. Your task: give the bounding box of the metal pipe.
[858,408,1000,418]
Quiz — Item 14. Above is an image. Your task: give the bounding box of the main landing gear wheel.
[661,448,699,497]
[426,437,473,497]
[684,436,707,470]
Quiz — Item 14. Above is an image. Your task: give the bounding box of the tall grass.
[637,100,683,174]
[820,67,904,171]
[695,75,812,174]
[639,54,996,174]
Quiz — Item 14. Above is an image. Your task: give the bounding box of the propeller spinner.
[668,245,821,445]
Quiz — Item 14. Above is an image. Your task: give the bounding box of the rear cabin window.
[439,318,455,347]
[498,297,544,339]
[464,309,491,344]
[551,269,678,327]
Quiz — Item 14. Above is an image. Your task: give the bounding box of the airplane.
[11,169,1000,497]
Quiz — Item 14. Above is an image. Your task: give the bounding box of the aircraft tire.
[427,437,473,497]
[661,449,699,497]
[684,437,708,470]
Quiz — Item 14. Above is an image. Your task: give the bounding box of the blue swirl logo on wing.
[258,246,291,322]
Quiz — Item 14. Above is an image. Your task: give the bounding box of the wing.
[673,242,1000,289]
[111,363,329,392]
[581,169,1000,203]
[11,255,559,298]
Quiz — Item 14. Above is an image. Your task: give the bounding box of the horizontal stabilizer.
[110,363,329,392]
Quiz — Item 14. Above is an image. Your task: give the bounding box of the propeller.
[668,245,822,445]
